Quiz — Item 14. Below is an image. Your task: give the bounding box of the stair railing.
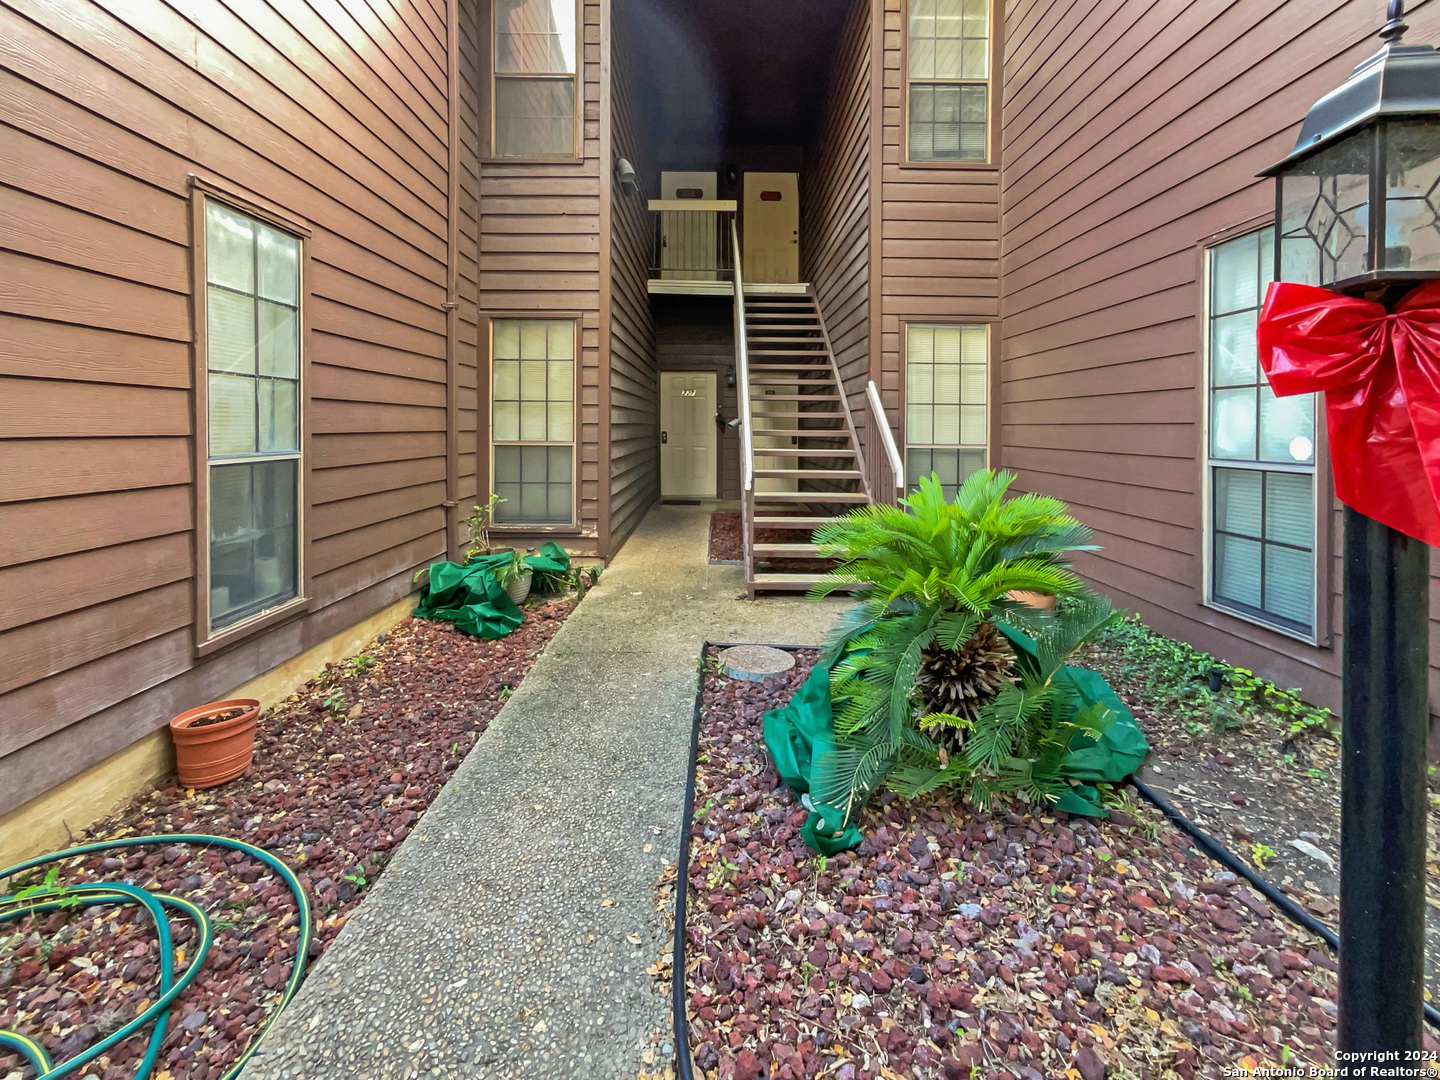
[808,289,872,502]
[731,219,756,594]
[866,380,905,505]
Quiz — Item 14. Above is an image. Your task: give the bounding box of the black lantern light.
[1258,0,1440,1051]
[1261,1,1440,294]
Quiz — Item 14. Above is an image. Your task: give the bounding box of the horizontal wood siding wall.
[998,0,1440,713]
[478,0,603,552]
[0,0,478,813]
[802,0,872,449]
[880,0,1000,456]
[607,0,658,549]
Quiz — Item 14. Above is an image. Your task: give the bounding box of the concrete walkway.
[247,503,846,1079]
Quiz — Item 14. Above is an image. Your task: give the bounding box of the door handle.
[661,430,668,444]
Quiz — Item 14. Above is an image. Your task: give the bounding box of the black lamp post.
[1259,0,1440,1049]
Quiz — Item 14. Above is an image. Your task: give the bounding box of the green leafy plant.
[347,653,376,677]
[463,494,506,564]
[1251,843,1277,868]
[323,690,347,716]
[493,549,529,588]
[534,563,603,600]
[806,471,1113,822]
[11,868,81,913]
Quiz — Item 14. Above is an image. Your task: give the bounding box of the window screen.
[907,0,989,162]
[204,200,302,632]
[493,0,577,157]
[492,319,575,524]
[905,323,987,499]
[1208,227,1317,634]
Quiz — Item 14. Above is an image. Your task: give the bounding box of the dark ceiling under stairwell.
[619,0,855,149]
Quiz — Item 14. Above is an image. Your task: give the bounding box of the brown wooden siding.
[997,0,1440,713]
[802,0,872,458]
[607,0,659,550]
[879,0,1001,457]
[477,0,604,552]
[0,0,480,814]
[653,297,741,501]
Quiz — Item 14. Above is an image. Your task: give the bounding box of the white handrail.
[867,380,904,495]
[733,220,754,493]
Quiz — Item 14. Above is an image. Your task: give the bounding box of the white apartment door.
[743,172,799,284]
[660,371,718,498]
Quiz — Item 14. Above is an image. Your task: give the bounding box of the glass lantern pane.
[1278,133,1373,287]
[1383,118,1440,274]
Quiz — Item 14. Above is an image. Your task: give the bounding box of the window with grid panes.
[907,0,990,162]
[492,0,577,157]
[1208,226,1318,635]
[204,201,302,632]
[492,319,575,524]
[906,324,987,499]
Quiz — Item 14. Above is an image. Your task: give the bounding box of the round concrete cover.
[719,645,796,682]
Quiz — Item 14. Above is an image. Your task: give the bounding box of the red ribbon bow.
[1257,280,1440,547]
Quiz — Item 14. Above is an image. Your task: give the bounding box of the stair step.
[750,363,833,370]
[748,349,828,356]
[754,515,836,529]
[751,447,856,456]
[753,542,822,556]
[755,469,863,479]
[751,377,835,386]
[754,491,869,503]
[750,573,855,591]
[750,394,840,401]
[746,314,819,321]
[748,337,827,344]
[749,421,848,429]
[747,322,819,328]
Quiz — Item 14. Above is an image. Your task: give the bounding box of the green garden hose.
[0,835,313,1080]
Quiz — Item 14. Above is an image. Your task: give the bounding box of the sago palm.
[804,470,1102,826]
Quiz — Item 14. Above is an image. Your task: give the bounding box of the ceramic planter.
[169,698,260,789]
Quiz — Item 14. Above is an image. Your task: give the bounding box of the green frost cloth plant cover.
[763,623,1150,854]
[413,540,570,639]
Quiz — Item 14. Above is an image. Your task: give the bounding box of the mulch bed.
[1076,638,1440,997]
[708,512,838,575]
[0,602,575,1080]
[680,646,1415,1080]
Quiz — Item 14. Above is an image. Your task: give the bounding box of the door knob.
[661,431,668,444]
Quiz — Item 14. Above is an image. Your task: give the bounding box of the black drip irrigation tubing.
[1131,776,1440,1034]
[670,642,1440,1075]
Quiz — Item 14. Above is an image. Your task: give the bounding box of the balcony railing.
[648,200,737,287]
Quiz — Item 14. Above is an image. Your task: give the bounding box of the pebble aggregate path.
[245,503,848,1080]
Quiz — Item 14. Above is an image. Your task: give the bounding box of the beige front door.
[660,371,718,498]
[743,172,799,284]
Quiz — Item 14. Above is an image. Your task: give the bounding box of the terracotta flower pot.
[169,698,260,789]
[1008,589,1057,611]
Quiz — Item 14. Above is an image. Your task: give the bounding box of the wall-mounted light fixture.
[614,157,640,197]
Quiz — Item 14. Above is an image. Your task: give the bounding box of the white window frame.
[903,321,990,496]
[1200,225,1321,644]
[190,180,310,656]
[487,316,580,529]
[488,0,582,161]
[903,0,997,166]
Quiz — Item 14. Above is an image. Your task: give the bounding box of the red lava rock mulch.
[0,602,575,1080]
[681,646,1401,1080]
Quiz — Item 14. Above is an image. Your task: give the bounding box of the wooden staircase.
[740,287,870,594]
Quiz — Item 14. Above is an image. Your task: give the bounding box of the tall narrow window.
[1207,227,1317,635]
[492,0,578,158]
[492,319,575,524]
[907,0,990,162]
[204,201,302,632]
[906,323,987,499]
